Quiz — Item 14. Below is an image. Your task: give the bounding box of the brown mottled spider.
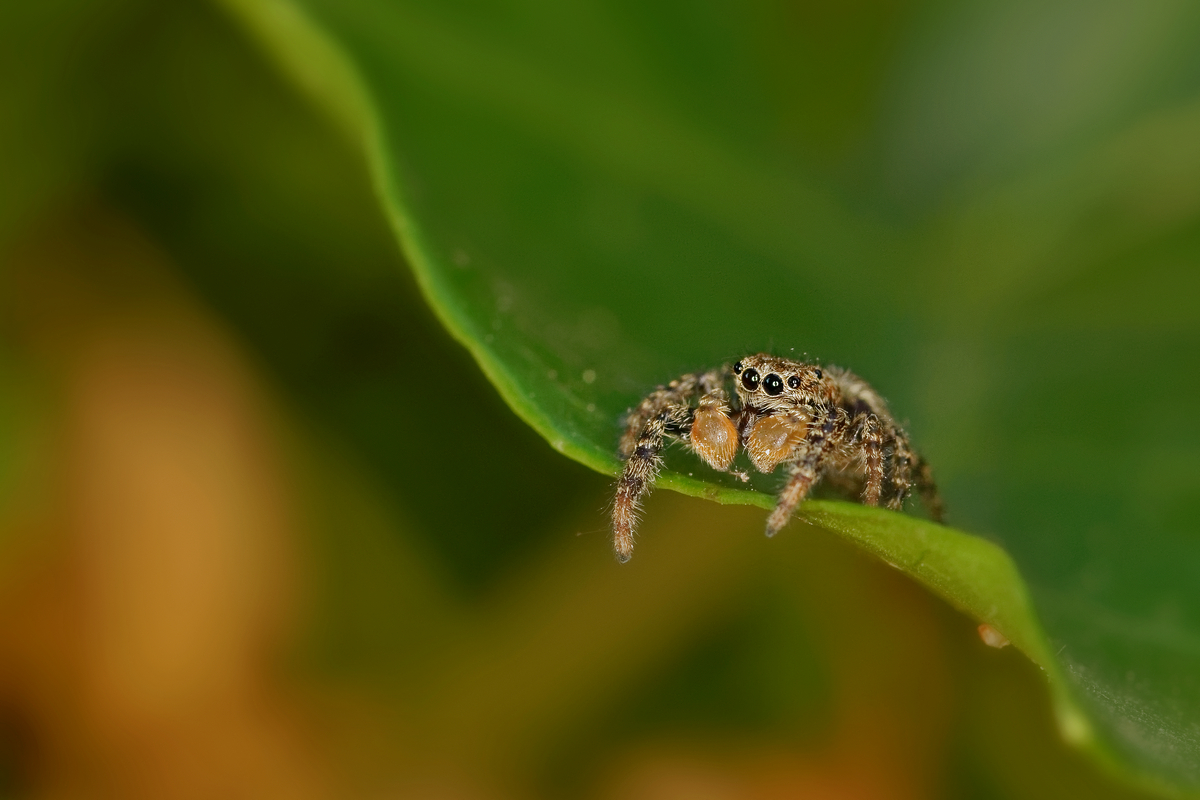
[612,353,943,562]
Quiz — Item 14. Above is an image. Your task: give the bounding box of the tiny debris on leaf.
[978,623,1010,648]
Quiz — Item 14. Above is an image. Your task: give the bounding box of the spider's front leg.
[619,370,716,458]
[764,407,843,536]
[612,368,729,562]
[612,403,689,562]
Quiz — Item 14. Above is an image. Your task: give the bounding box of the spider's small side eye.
[733,361,743,374]
[741,368,760,390]
[763,373,784,396]
[814,369,823,380]
[787,375,801,389]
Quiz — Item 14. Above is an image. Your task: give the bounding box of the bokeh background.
[3,1,1199,798]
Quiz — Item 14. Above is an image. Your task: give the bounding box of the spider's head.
[732,353,832,410]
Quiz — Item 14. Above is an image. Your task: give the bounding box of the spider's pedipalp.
[688,368,739,471]
[690,397,738,470]
[744,411,810,473]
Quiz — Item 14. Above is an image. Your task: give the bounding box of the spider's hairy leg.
[613,371,721,562]
[859,413,883,507]
[885,430,916,512]
[886,429,945,522]
[915,456,944,522]
[618,370,715,458]
[612,404,690,562]
[765,409,839,537]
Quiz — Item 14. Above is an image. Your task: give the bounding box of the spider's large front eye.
[763,373,784,396]
[741,368,760,391]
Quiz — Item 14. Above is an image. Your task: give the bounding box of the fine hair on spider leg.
[611,367,728,561]
[611,353,943,561]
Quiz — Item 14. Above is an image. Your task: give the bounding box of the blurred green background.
[1,0,1198,797]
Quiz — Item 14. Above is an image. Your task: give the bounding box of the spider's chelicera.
[611,353,943,562]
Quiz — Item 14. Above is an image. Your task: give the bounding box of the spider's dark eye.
[814,369,823,380]
[787,375,801,389]
[733,361,743,374]
[763,373,784,396]
[740,368,760,391]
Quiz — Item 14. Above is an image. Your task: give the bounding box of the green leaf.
[221,0,1200,794]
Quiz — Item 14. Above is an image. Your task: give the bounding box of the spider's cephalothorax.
[611,353,943,562]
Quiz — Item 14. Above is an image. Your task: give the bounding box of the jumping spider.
[612,353,943,562]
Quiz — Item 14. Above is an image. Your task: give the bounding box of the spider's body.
[611,353,943,562]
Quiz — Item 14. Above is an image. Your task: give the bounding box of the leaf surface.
[222,0,1200,793]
